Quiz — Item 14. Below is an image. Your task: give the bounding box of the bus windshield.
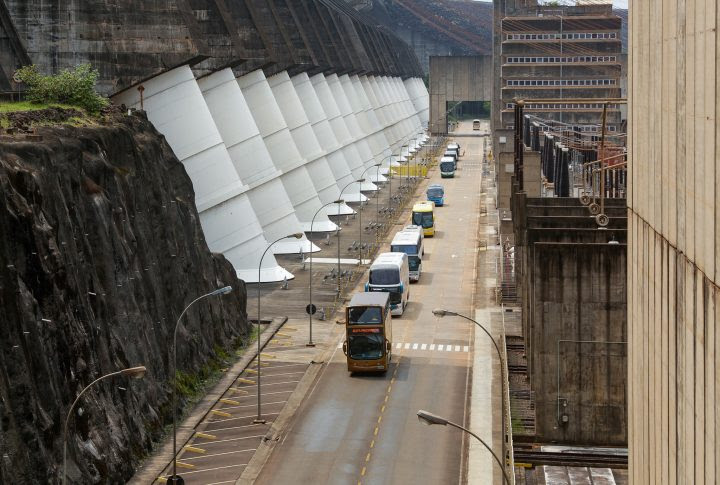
[427,187,444,197]
[348,306,383,325]
[391,244,418,255]
[412,211,434,228]
[369,268,400,285]
[348,334,384,360]
[440,162,454,172]
[408,255,420,271]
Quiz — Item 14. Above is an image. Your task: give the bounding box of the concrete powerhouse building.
[499,2,622,133]
[629,0,719,483]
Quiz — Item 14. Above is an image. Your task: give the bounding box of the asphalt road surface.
[256,132,485,485]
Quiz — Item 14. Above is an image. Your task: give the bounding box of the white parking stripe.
[463,346,469,352]
[412,343,418,350]
[396,343,402,349]
[404,343,411,350]
[454,345,461,352]
[430,344,436,351]
[438,344,444,351]
[421,343,427,350]
[446,346,452,352]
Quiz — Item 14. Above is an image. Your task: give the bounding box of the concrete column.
[326,74,377,193]
[310,74,367,203]
[112,65,292,282]
[291,72,355,216]
[351,75,388,183]
[265,70,343,232]
[233,69,320,254]
[340,75,384,178]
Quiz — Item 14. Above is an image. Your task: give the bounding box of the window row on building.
[505,124,618,132]
[505,32,618,41]
[506,55,617,64]
[505,78,617,87]
[506,102,618,110]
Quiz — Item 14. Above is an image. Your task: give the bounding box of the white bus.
[365,252,410,316]
[402,225,425,254]
[472,119,481,130]
[391,230,424,282]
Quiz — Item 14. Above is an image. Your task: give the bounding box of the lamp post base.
[306,342,316,347]
[253,418,267,424]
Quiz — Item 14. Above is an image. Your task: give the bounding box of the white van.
[365,252,410,316]
[391,230,424,282]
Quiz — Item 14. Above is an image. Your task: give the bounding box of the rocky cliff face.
[0,109,250,483]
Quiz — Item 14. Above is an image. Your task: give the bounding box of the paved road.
[255,133,485,485]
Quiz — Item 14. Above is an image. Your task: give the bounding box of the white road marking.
[412,343,418,350]
[396,343,402,349]
[404,343,411,350]
[454,345,461,352]
[421,343,427,350]
[463,346,470,352]
[430,344,436,351]
[438,344,444,351]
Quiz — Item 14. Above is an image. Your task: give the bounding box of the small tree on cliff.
[13,64,109,112]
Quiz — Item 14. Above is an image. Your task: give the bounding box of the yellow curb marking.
[184,445,206,454]
[236,377,255,384]
[220,398,240,405]
[195,432,216,440]
[210,410,232,418]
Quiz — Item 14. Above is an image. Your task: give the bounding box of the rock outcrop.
[0,108,250,483]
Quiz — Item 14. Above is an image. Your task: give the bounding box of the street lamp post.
[379,153,395,213]
[255,233,303,423]
[63,366,147,485]
[171,286,233,481]
[417,410,511,485]
[374,164,382,241]
[308,200,344,347]
[337,179,365,295]
[358,164,382,265]
[432,309,508,478]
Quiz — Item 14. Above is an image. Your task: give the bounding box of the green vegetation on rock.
[12,64,109,112]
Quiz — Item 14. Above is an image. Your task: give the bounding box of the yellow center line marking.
[380,405,385,413]
[384,395,388,403]
[370,440,375,448]
[361,467,366,476]
[377,416,382,424]
[373,427,379,436]
[366,453,371,462]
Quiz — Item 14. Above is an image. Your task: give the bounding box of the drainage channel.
[154,333,310,484]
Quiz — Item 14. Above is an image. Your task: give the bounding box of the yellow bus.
[342,292,392,373]
[412,201,435,236]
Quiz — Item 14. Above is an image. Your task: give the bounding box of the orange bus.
[342,292,393,373]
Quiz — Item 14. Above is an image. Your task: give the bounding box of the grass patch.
[0,101,77,113]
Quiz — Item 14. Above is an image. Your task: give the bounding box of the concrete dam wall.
[0,0,430,283]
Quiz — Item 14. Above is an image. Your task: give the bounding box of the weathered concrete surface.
[428,55,493,134]
[629,0,720,482]
[513,195,627,445]
[0,0,422,96]
[0,109,250,483]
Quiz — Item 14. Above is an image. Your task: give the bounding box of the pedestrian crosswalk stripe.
[338,341,470,353]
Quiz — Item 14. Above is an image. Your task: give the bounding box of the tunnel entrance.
[429,56,493,134]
